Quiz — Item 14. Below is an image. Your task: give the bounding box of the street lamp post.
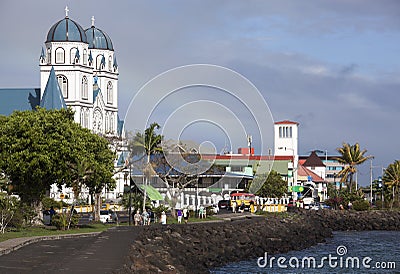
[128,164,132,225]
[123,164,132,226]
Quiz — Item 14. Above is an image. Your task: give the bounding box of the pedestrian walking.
[199,205,205,219]
[232,201,237,213]
[348,201,353,210]
[177,209,183,224]
[160,211,167,225]
[183,208,189,224]
[142,210,149,225]
[134,210,142,226]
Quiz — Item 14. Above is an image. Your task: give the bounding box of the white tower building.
[39,8,119,136]
[274,120,299,189]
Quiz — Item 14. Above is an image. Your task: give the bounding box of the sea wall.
[120,210,400,273]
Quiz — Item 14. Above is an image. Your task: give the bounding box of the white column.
[191,195,196,206]
[180,192,185,207]
[197,196,201,207]
[185,194,190,206]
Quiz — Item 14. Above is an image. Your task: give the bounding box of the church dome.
[85,26,114,50]
[46,17,87,43]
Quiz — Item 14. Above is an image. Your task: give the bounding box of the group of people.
[132,209,154,226]
[339,201,353,210]
[231,201,247,213]
[176,208,190,224]
[231,200,258,213]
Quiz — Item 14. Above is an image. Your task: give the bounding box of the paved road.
[0,210,250,274]
[0,226,139,274]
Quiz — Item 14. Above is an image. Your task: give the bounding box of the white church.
[0,7,124,204]
[39,7,120,135]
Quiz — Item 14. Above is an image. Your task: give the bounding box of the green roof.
[139,184,164,201]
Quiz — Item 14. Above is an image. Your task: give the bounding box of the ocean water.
[211,231,400,274]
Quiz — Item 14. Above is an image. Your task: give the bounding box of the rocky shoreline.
[120,210,400,273]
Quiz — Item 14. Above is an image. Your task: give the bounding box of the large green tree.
[0,108,115,222]
[336,143,372,192]
[253,170,288,198]
[383,160,400,209]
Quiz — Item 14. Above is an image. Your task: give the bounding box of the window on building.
[107,81,113,104]
[110,113,114,133]
[279,126,293,138]
[84,109,89,128]
[105,112,110,133]
[57,74,68,98]
[81,76,88,99]
[108,55,112,71]
[80,108,85,127]
[96,54,104,70]
[83,49,87,65]
[70,48,77,64]
[47,48,51,64]
[55,47,65,64]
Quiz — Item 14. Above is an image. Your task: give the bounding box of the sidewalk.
[0,212,258,256]
[0,232,101,256]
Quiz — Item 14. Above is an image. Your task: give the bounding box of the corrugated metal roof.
[0,88,40,115]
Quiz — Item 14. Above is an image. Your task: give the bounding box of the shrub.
[352,200,370,211]
[8,202,36,229]
[51,213,80,230]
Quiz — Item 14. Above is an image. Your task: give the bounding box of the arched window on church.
[47,48,51,64]
[57,74,68,98]
[96,54,105,70]
[84,108,89,129]
[55,47,65,64]
[105,112,109,133]
[80,108,85,127]
[108,55,112,71]
[107,81,113,104]
[70,48,77,64]
[110,113,114,134]
[81,76,88,100]
[83,49,87,65]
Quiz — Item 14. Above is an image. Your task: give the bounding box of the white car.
[99,210,117,223]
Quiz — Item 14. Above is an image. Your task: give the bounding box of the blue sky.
[0,0,399,185]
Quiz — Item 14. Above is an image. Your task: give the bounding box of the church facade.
[0,8,125,204]
[0,8,121,136]
[40,9,120,135]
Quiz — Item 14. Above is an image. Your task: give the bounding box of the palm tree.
[67,158,93,228]
[383,160,400,209]
[129,123,163,212]
[336,143,372,192]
